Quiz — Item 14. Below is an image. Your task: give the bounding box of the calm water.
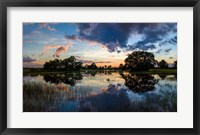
[23,71,177,112]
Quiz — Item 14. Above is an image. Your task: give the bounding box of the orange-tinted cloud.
[53,45,70,58]
[40,42,72,58]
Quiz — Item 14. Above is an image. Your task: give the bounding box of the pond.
[23,71,177,112]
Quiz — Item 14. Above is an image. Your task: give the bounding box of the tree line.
[120,51,177,71]
[44,56,82,71]
[43,56,113,71]
[43,51,177,71]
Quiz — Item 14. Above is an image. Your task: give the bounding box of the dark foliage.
[124,51,156,71]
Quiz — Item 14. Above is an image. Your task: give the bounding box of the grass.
[23,78,177,112]
[23,68,177,76]
[133,69,177,74]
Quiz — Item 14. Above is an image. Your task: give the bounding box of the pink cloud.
[53,46,69,58]
[101,44,107,48]
[40,42,72,58]
[87,41,99,46]
[41,45,60,56]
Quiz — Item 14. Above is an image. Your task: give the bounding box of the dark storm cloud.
[160,36,177,46]
[78,23,132,52]
[128,43,156,51]
[77,23,177,52]
[168,36,177,45]
[23,56,36,63]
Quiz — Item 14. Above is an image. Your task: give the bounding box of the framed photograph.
[1,0,200,134]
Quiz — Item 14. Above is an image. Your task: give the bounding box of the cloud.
[165,48,172,53]
[24,30,66,46]
[40,42,72,58]
[23,60,44,68]
[96,61,111,63]
[39,23,48,28]
[128,43,156,51]
[155,49,162,54]
[74,56,82,59]
[168,36,177,45]
[41,45,60,56]
[160,36,177,46]
[39,23,56,31]
[53,45,70,58]
[64,34,77,40]
[47,26,56,31]
[77,58,111,64]
[77,23,177,52]
[23,56,36,63]
[64,34,100,47]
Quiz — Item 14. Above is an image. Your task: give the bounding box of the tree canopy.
[158,59,168,69]
[44,56,82,71]
[124,51,156,71]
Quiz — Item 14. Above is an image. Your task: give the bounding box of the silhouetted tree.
[89,63,98,69]
[53,59,61,70]
[173,60,177,69]
[119,64,123,69]
[74,62,82,71]
[120,72,158,93]
[43,56,83,71]
[158,74,167,79]
[43,73,83,86]
[159,60,168,69]
[84,64,89,69]
[43,62,50,69]
[124,51,156,71]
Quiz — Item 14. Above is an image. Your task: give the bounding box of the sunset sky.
[23,23,177,68]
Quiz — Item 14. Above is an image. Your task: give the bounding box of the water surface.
[23,71,177,112]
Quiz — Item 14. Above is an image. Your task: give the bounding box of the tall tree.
[159,60,168,69]
[173,60,177,69]
[90,63,98,69]
[44,56,83,71]
[124,51,156,71]
[119,64,124,69]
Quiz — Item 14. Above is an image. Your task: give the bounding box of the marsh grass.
[23,77,103,112]
[23,79,62,112]
[23,72,177,112]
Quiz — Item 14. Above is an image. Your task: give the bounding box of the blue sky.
[23,23,177,68]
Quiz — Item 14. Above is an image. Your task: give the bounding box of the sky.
[23,23,177,68]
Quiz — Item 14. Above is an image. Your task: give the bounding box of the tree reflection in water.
[43,73,83,86]
[23,71,177,112]
[158,74,167,80]
[43,71,113,86]
[120,72,158,93]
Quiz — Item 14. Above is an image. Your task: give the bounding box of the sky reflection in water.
[23,71,177,112]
